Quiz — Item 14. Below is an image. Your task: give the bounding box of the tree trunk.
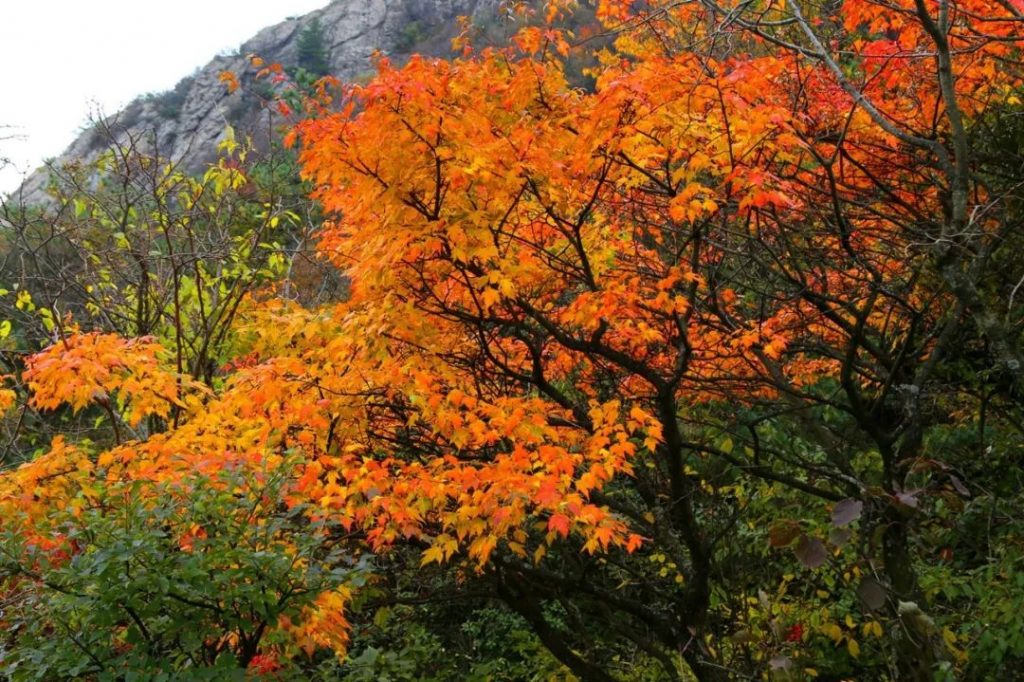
[882,514,944,681]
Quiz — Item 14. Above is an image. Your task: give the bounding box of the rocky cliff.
[14,0,502,204]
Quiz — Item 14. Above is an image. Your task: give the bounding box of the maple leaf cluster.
[1,0,1022,678]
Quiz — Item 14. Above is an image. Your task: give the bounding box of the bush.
[143,75,195,121]
[0,461,365,679]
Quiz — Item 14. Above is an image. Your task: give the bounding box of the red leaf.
[548,513,571,538]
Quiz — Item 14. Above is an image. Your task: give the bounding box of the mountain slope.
[14,0,499,204]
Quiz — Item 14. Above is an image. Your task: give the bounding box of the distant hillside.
[12,0,508,205]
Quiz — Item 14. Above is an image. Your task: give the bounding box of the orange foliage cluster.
[2,0,1021,664]
[23,332,191,427]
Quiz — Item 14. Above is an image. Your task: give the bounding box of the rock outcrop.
[13,0,501,204]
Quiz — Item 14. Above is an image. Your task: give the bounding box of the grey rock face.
[15,0,498,204]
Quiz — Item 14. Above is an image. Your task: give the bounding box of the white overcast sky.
[0,1,329,195]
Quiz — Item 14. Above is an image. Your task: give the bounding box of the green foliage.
[0,462,363,680]
[296,18,330,78]
[143,75,195,121]
[396,21,425,52]
[1,128,317,381]
[331,600,575,681]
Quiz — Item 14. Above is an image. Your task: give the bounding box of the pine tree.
[296,17,329,77]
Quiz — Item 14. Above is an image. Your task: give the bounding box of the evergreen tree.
[296,17,329,78]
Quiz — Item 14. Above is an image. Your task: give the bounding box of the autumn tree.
[285,0,1023,676]
[0,0,1021,680]
[0,117,340,459]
